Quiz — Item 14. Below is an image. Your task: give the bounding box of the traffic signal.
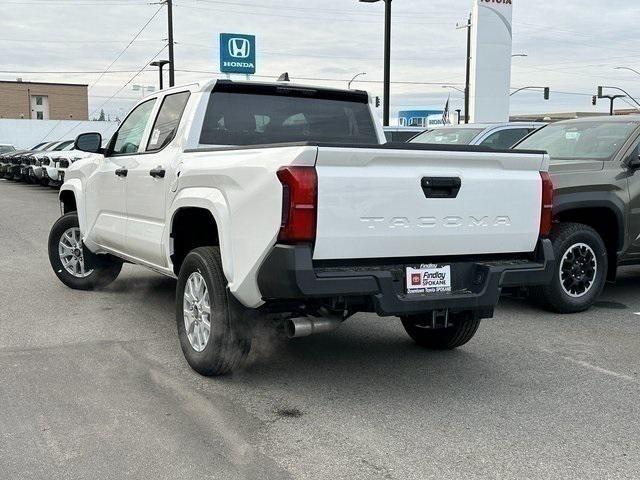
[592,95,597,106]
[543,87,550,100]
[375,96,381,108]
[597,86,603,98]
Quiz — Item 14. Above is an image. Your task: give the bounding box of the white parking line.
[540,348,636,383]
[560,356,636,383]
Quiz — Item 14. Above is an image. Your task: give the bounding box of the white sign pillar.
[469,0,513,123]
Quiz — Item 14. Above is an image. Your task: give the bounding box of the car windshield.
[53,140,74,151]
[0,146,15,154]
[516,121,639,160]
[410,128,484,145]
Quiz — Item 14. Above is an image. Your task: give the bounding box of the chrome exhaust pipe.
[285,316,342,338]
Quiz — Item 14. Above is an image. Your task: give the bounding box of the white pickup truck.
[49,80,554,375]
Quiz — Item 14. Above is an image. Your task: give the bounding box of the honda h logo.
[228,37,250,59]
[220,33,256,74]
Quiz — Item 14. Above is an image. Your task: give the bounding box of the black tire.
[401,311,481,350]
[176,247,254,376]
[531,222,607,314]
[48,212,122,290]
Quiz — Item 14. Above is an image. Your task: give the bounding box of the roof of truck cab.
[198,78,368,96]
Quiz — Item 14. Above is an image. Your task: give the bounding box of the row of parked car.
[1,122,541,188]
[0,139,90,187]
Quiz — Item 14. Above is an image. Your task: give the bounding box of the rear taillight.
[540,171,554,237]
[276,166,317,243]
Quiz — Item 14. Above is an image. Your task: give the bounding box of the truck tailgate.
[313,146,548,261]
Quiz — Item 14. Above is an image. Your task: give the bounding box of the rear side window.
[479,128,532,149]
[199,91,377,146]
[147,91,191,152]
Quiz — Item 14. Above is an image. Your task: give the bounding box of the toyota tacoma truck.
[515,115,640,313]
[48,80,554,376]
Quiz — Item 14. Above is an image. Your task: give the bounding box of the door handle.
[149,167,166,179]
[115,168,128,177]
[421,177,461,199]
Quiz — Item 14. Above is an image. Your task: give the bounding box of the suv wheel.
[401,311,481,350]
[531,222,607,313]
[48,212,122,290]
[176,247,254,376]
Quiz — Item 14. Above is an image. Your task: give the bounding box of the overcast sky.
[1,0,640,122]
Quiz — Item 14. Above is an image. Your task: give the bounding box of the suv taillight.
[276,166,317,243]
[540,171,554,237]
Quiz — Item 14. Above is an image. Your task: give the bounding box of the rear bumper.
[257,240,555,317]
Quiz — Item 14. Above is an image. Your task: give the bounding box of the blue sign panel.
[220,33,256,75]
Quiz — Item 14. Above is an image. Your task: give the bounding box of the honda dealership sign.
[469,0,513,122]
[220,33,256,75]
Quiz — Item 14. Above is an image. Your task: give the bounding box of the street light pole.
[456,14,472,124]
[598,85,640,109]
[382,0,391,126]
[150,60,170,90]
[360,0,392,126]
[599,94,626,115]
[348,72,366,89]
[614,66,640,78]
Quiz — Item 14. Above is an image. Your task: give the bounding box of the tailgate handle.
[421,177,461,199]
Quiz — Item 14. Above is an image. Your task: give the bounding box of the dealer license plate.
[406,265,452,294]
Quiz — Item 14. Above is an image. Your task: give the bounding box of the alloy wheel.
[58,227,94,278]
[559,242,597,298]
[183,271,212,352]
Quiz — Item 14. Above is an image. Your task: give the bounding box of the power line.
[88,4,164,90]
[172,2,448,25]
[60,44,169,140]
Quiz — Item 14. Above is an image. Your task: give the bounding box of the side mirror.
[628,156,640,170]
[75,132,103,154]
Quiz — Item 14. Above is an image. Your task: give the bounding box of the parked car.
[31,140,75,186]
[513,115,640,313]
[0,142,48,178]
[52,145,97,187]
[49,80,554,375]
[24,140,73,184]
[410,123,545,149]
[0,144,16,154]
[4,142,57,181]
[383,126,425,143]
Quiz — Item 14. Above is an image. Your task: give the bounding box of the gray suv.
[515,115,640,313]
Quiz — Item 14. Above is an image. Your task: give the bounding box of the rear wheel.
[531,222,607,313]
[48,212,122,290]
[401,311,481,350]
[176,247,254,376]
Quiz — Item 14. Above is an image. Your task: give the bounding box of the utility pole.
[359,0,392,126]
[166,0,175,87]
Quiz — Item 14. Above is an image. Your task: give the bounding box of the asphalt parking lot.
[1,179,639,480]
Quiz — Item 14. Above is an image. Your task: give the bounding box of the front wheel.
[401,311,481,350]
[531,222,607,313]
[48,212,122,290]
[176,247,254,376]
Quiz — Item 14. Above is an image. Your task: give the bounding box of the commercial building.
[0,80,88,121]
[398,109,444,128]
